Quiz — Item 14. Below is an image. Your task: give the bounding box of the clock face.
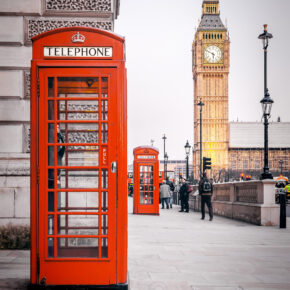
[204,45,222,63]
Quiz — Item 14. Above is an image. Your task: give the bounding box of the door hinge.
[37,79,40,98]
[36,167,40,184]
[36,254,40,283]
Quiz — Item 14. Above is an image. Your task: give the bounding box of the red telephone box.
[30,27,127,288]
[133,147,159,215]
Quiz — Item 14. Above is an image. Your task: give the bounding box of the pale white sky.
[115,0,290,164]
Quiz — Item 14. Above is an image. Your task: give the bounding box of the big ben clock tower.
[192,0,230,180]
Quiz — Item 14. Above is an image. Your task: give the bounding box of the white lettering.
[44,47,113,58]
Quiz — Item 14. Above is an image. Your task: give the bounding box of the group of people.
[159,176,214,221]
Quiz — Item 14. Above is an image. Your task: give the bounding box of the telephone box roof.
[31,26,125,43]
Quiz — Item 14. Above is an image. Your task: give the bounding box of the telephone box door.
[37,67,117,285]
[136,163,158,214]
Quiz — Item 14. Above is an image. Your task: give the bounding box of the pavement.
[286,204,290,217]
[1,199,290,290]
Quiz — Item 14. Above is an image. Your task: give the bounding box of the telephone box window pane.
[101,77,108,98]
[48,238,54,258]
[57,191,99,212]
[101,192,108,212]
[58,100,99,121]
[57,146,99,167]
[48,215,54,235]
[59,170,99,189]
[101,123,108,143]
[101,238,108,258]
[58,215,99,235]
[48,124,55,143]
[57,238,99,258]
[48,169,54,189]
[59,123,99,144]
[101,100,108,120]
[101,215,108,235]
[48,77,54,98]
[48,101,54,120]
[58,77,99,96]
[48,146,54,166]
[48,191,54,212]
[102,170,108,189]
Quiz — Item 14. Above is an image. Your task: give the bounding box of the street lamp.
[184,140,191,180]
[279,160,283,175]
[164,153,168,180]
[258,24,274,180]
[162,134,167,179]
[197,100,204,179]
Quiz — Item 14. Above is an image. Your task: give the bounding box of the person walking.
[199,176,213,221]
[160,180,171,209]
[166,178,175,208]
[179,178,189,212]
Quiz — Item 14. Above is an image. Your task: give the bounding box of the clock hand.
[205,49,215,57]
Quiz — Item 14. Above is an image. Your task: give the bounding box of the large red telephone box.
[30,27,127,288]
[133,147,159,215]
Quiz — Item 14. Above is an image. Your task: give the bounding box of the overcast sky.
[114,0,290,164]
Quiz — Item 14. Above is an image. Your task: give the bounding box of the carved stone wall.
[45,0,112,12]
[24,70,30,99]
[23,124,31,153]
[25,17,112,43]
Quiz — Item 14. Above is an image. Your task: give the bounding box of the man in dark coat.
[199,176,213,221]
[179,178,189,213]
[166,178,175,208]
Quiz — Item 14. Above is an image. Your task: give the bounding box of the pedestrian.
[199,176,213,221]
[159,180,171,209]
[166,177,175,209]
[179,178,189,213]
[128,184,133,197]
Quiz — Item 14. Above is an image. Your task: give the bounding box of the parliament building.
[192,0,290,181]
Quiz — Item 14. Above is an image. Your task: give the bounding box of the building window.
[255,160,260,169]
[231,161,236,170]
[243,160,248,169]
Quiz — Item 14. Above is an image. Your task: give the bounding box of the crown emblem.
[71,32,85,43]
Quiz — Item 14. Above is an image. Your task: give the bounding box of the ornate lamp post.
[279,160,283,176]
[197,100,204,179]
[164,153,168,180]
[184,140,191,180]
[258,24,274,180]
[162,134,167,179]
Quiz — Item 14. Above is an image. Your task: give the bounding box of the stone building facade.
[0,0,120,225]
[192,0,290,182]
[228,122,290,180]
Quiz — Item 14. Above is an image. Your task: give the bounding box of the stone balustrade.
[189,180,280,226]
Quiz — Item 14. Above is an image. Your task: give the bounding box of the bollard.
[279,191,287,229]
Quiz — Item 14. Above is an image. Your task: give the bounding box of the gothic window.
[243,160,249,169]
[231,160,237,170]
[255,160,260,169]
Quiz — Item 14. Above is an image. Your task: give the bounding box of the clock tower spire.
[192,0,230,180]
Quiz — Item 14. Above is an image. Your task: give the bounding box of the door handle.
[111,161,117,173]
